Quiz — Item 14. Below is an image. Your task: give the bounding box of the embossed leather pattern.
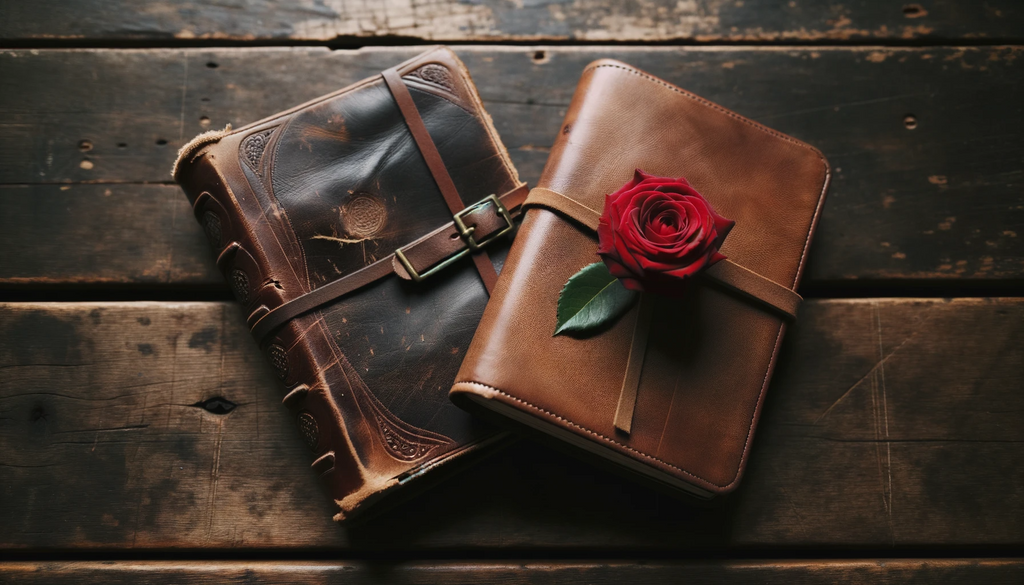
[174,47,523,522]
[451,60,830,499]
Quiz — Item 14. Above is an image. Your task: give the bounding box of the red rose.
[597,169,734,297]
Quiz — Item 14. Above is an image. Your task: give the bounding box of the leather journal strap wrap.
[248,67,530,345]
[382,67,499,293]
[526,187,804,436]
[524,187,802,320]
[250,184,528,344]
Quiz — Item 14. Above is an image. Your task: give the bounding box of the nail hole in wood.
[117,142,128,149]
[78,140,93,152]
[155,138,168,146]
[904,115,918,129]
[80,160,94,170]
[30,406,48,423]
[199,116,211,127]
[532,50,548,63]
[191,397,236,415]
[206,61,218,69]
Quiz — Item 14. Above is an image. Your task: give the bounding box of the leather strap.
[250,255,395,343]
[614,292,654,434]
[704,259,801,320]
[393,185,528,280]
[523,187,802,320]
[527,187,602,231]
[249,185,527,344]
[382,67,498,293]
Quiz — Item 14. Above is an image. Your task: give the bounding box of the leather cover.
[450,60,830,498]
[173,47,524,522]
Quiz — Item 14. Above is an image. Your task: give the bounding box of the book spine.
[174,140,369,516]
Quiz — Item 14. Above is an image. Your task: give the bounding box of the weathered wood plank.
[1,0,1021,44]
[1,299,1021,550]
[0,185,219,286]
[1,47,1021,287]
[1,560,1022,584]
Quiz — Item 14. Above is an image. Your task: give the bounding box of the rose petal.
[619,276,646,293]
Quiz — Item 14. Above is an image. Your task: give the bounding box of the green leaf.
[554,262,639,336]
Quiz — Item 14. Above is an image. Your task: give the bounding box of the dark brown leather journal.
[451,60,830,498]
[173,47,525,522]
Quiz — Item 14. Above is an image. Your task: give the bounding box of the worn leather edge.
[172,46,439,182]
[450,381,716,501]
[334,430,516,524]
[439,52,524,190]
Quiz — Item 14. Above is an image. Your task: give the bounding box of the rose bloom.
[597,169,734,297]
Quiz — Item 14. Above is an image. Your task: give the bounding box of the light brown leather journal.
[451,60,830,498]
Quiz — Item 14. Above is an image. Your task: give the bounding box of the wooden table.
[1,1,1022,582]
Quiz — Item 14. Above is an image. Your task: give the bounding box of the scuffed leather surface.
[452,60,829,494]
[175,47,522,520]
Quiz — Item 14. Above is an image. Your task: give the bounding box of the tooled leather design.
[407,64,455,92]
[229,268,250,304]
[268,344,289,380]
[201,210,223,249]
[297,412,320,451]
[240,128,276,175]
[360,386,452,462]
[310,309,460,463]
[341,193,388,238]
[375,416,438,461]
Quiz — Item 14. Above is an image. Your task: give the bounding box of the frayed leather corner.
[170,124,232,179]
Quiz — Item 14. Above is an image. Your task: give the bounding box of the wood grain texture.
[1,560,1022,584]
[1,299,1021,551]
[0,47,1021,287]
[0,185,218,286]
[0,0,1021,44]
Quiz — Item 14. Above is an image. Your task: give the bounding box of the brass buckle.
[394,195,513,282]
[453,194,514,252]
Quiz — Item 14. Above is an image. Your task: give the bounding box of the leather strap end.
[614,293,654,435]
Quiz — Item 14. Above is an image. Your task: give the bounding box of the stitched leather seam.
[584,63,826,160]
[730,324,785,488]
[792,164,831,288]
[455,380,742,489]
[582,62,831,289]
